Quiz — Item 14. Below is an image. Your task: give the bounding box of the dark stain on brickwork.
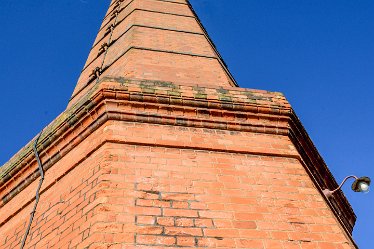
[134,181,219,247]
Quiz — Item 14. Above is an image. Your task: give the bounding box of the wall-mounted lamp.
[323,175,371,198]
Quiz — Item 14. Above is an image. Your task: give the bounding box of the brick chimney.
[69,0,237,108]
[0,0,358,248]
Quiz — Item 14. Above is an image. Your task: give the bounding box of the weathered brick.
[136,235,176,246]
[175,218,194,227]
[177,236,196,247]
[164,227,203,237]
[163,208,198,218]
[136,215,155,225]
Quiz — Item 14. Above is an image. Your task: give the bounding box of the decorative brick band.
[0,78,356,243]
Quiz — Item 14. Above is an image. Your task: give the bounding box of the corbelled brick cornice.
[0,78,356,244]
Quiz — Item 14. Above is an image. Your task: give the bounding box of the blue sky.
[0,0,373,247]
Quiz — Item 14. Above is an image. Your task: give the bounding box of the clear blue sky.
[0,0,373,247]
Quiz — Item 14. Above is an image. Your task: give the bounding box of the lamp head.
[352,176,371,193]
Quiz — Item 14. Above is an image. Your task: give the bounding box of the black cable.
[20,130,44,249]
[95,0,122,84]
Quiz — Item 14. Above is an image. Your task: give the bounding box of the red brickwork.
[0,128,356,248]
[70,0,235,107]
[0,79,357,248]
[0,0,358,248]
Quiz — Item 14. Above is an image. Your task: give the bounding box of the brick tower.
[0,0,358,248]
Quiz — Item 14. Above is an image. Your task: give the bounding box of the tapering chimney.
[69,0,236,107]
[0,1,358,248]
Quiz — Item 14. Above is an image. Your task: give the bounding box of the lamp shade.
[352,176,371,193]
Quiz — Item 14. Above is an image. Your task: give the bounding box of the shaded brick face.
[0,142,106,248]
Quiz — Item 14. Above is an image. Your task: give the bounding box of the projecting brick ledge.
[0,78,356,245]
[0,78,289,180]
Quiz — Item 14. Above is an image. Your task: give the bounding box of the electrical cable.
[20,2,123,246]
[95,0,122,83]
[20,130,44,249]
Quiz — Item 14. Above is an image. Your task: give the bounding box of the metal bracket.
[111,8,121,18]
[104,24,115,36]
[90,67,102,79]
[114,0,124,8]
[98,43,109,55]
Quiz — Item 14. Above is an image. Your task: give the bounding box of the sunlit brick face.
[69,0,235,107]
